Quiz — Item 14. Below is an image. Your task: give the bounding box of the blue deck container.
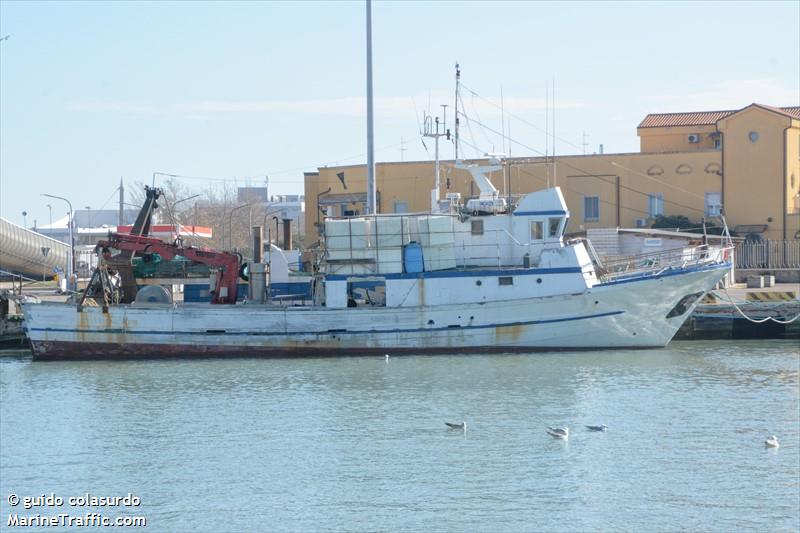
[403,242,424,274]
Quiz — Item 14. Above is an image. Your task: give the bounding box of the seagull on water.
[586,424,608,432]
[445,421,467,431]
[765,436,780,448]
[385,354,389,362]
[546,427,569,439]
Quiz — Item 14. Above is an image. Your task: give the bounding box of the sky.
[1,0,798,227]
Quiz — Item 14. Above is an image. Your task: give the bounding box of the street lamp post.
[228,203,252,252]
[259,208,286,253]
[21,211,27,228]
[47,204,52,229]
[170,194,201,239]
[42,194,75,289]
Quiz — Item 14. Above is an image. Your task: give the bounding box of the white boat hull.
[23,263,729,359]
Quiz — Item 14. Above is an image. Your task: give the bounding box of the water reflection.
[1,341,798,531]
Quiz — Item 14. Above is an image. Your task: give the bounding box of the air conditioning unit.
[635,218,648,228]
[687,134,700,143]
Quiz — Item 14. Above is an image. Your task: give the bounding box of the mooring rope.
[718,286,800,324]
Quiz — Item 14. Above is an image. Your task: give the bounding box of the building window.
[530,220,543,240]
[705,192,722,216]
[393,201,408,214]
[583,197,599,222]
[648,194,664,217]
[471,219,484,235]
[548,218,560,238]
[714,138,721,150]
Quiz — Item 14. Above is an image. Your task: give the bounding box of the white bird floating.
[765,436,780,448]
[385,354,389,362]
[445,421,467,431]
[586,424,608,432]
[546,427,569,439]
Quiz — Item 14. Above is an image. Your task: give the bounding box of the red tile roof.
[638,104,800,128]
[754,104,800,119]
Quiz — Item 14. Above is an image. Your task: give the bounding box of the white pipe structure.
[0,218,69,278]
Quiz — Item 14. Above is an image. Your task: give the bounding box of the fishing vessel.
[19,8,732,359]
[21,165,732,360]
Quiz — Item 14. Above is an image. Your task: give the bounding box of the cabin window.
[471,219,484,235]
[648,194,664,217]
[530,220,543,240]
[583,197,599,222]
[548,218,560,238]
[498,276,514,286]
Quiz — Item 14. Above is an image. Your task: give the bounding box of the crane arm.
[97,233,241,304]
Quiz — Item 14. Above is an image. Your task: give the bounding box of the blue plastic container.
[403,242,424,274]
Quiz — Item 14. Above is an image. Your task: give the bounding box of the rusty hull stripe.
[31,340,663,360]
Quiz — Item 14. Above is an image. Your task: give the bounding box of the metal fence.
[735,240,800,270]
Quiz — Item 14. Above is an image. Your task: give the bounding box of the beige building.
[304,103,800,244]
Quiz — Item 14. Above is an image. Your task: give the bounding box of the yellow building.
[304,103,800,244]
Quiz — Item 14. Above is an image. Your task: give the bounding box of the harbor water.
[1,340,798,531]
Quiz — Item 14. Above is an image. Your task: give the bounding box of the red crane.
[97,233,241,304]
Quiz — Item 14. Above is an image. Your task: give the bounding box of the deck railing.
[595,245,731,282]
[734,240,800,270]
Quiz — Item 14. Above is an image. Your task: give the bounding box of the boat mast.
[454,63,460,162]
[423,104,449,212]
[366,0,377,215]
[552,77,557,187]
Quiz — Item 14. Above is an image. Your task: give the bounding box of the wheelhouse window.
[548,218,560,238]
[583,197,599,222]
[498,276,514,286]
[530,220,543,240]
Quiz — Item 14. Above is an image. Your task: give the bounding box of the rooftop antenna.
[582,131,590,155]
[400,136,407,161]
[423,104,451,211]
[366,0,377,215]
